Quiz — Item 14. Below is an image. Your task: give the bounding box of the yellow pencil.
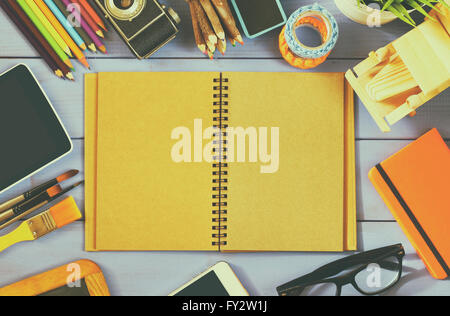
[25,0,72,57]
[34,0,90,68]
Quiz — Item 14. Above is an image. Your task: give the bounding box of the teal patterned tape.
[284,3,339,59]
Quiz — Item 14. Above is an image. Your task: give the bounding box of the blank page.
[223,72,346,251]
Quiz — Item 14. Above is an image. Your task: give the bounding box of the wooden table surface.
[0,0,448,296]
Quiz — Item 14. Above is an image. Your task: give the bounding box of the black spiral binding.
[212,73,229,250]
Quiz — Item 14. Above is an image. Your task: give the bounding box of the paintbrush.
[0,170,79,213]
[0,184,63,223]
[0,196,81,253]
[0,181,84,231]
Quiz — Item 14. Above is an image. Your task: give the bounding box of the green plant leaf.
[388,4,417,25]
[405,0,437,20]
[382,0,396,11]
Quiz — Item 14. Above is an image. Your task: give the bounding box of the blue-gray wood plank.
[0,0,448,296]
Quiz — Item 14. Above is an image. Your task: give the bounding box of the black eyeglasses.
[277,244,405,296]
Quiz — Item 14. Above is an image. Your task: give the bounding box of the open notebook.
[85,72,356,252]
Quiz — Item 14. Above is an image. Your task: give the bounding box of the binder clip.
[346,3,450,132]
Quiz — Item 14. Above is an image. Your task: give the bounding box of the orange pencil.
[70,0,104,38]
[33,0,90,69]
[79,0,107,31]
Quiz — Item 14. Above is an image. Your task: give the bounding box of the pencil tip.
[97,30,105,38]
[66,73,75,81]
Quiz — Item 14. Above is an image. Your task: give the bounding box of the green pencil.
[16,0,74,69]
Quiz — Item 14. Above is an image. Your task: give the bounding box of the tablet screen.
[0,65,72,192]
[234,0,285,36]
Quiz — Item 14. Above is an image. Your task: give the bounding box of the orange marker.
[79,0,107,31]
[33,0,90,69]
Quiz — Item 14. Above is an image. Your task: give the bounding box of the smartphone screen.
[233,0,285,36]
[174,271,230,296]
[0,65,72,192]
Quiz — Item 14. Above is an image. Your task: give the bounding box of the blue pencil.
[43,0,86,50]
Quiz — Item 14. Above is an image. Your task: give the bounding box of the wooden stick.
[199,0,225,40]
[192,0,217,45]
[186,0,207,54]
[211,0,243,45]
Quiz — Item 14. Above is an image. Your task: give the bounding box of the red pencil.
[79,0,107,31]
[70,0,104,38]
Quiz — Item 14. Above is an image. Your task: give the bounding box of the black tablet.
[0,64,72,193]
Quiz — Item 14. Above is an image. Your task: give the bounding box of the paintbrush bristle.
[56,170,79,183]
[47,184,62,198]
[49,196,82,228]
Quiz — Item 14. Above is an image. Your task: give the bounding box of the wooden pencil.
[53,0,96,52]
[199,0,225,40]
[62,0,106,53]
[211,0,243,45]
[44,0,86,50]
[87,0,108,27]
[186,0,207,55]
[79,0,107,31]
[70,0,104,38]
[24,0,72,56]
[16,0,74,69]
[4,0,73,79]
[217,38,226,55]
[34,0,90,69]
[192,0,217,45]
[0,1,62,78]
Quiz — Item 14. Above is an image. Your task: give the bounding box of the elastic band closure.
[376,164,450,276]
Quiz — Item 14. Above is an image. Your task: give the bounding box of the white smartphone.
[169,262,249,296]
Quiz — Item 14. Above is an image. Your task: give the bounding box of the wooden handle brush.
[0,196,81,253]
[0,170,78,214]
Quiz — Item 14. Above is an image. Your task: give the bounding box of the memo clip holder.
[346,3,450,132]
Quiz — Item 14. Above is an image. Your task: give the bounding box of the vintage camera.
[95,0,180,59]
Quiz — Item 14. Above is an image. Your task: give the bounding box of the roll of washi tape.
[279,4,339,69]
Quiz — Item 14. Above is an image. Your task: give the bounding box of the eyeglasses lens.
[354,256,401,294]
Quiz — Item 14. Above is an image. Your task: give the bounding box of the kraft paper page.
[87,72,217,251]
[223,73,347,252]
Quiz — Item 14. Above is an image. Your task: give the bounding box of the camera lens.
[115,0,133,9]
[106,0,145,20]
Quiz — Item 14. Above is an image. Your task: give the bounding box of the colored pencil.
[87,0,108,28]
[44,0,86,50]
[70,0,104,38]
[52,0,96,52]
[79,0,107,31]
[15,0,74,70]
[24,0,72,57]
[34,0,90,68]
[62,0,106,53]
[0,1,63,78]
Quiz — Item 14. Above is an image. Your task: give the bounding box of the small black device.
[94,0,180,59]
[231,0,286,38]
[0,64,72,194]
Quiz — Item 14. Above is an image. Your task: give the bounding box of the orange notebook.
[85,72,356,252]
[369,129,450,279]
